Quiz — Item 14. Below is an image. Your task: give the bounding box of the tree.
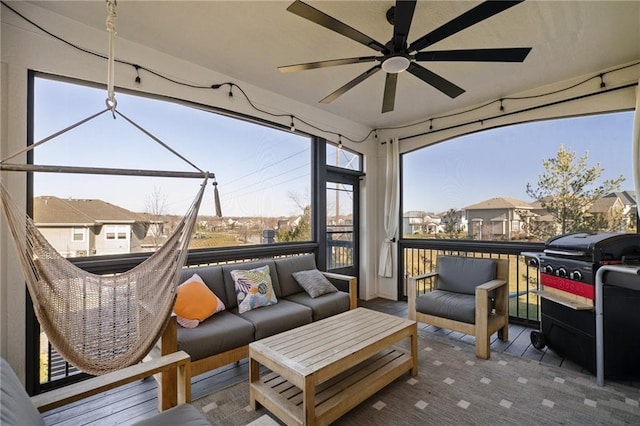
[144,186,168,249]
[525,145,624,236]
[442,209,461,238]
[277,205,311,242]
[277,191,311,242]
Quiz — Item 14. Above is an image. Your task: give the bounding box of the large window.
[402,111,636,242]
[33,75,313,256]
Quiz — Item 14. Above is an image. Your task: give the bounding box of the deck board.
[41,298,633,425]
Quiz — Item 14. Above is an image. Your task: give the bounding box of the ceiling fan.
[279,0,532,113]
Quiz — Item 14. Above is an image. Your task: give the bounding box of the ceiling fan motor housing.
[382,55,411,73]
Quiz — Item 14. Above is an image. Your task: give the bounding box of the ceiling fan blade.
[382,73,398,113]
[287,0,386,52]
[393,1,417,51]
[279,56,379,73]
[408,1,524,53]
[415,47,532,62]
[407,63,465,99]
[320,66,381,104]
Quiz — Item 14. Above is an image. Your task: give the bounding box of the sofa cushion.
[132,403,211,426]
[177,311,255,362]
[285,291,350,321]
[274,254,318,297]
[416,290,477,324]
[222,260,282,299]
[231,300,312,340]
[437,256,496,295]
[292,269,338,298]
[1,358,45,426]
[231,265,278,314]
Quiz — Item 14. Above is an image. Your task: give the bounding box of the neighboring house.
[604,191,637,230]
[439,209,468,234]
[589,195,626,231]
[34,196,151,257]
[402,211,442,235]
[403,211,427,235]
[464,197,535,240]
[528,191,636,235]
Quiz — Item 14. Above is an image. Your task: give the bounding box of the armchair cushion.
[437,257,496,295]
[415,290,494,324]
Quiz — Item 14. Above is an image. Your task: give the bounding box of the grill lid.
[545,232,625,251]
[544,232,640,262]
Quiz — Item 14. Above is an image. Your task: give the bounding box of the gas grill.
[527,232,640,379]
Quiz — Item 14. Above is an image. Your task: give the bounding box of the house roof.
[34,196,144,225]
[403,210,427,219]
[589,196,620,214]
[464,197,534,211]
[604,191,637,206]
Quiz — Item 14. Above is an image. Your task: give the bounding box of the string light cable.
[2,1,638,145]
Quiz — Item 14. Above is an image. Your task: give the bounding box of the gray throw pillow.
[292,269,338,298]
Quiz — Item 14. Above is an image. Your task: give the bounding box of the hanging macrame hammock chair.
[0,0,221,375]
[1,175,207,375]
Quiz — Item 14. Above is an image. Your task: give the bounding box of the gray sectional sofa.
[156,254,357,409]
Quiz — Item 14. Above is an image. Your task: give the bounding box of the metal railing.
[39,238,545,388]
[400,238,544,327]
[327,228,353,269]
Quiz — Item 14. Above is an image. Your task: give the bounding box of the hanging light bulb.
[290,116,295,132]
[338,135,343,149]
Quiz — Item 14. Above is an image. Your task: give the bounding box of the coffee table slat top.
[249,308,414,385]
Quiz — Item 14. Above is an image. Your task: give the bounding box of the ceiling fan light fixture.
[381,55,410,74]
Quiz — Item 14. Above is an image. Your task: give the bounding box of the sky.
[402,110,635,214]
[33,77,312,217]
[31,77,634,218]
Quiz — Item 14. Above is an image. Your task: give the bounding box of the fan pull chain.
[105,0,117,115]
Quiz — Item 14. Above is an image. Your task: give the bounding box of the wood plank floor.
[41,298,635,425]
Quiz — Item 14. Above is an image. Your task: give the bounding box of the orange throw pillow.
[173,273,225,328]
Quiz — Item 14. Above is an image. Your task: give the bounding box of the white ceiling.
[27,1,640,130]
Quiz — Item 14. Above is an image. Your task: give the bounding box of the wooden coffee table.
[249,307,417,425]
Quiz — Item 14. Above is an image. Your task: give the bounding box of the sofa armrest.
[407,272,439,321]
[321,271,358,309]
[31,351,191,413]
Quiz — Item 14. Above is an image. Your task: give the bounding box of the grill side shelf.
[532,287,593,310]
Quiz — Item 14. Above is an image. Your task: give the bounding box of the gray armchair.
[407,256,509,359]
[1,351,211,426]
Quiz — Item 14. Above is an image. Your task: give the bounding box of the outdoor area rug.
[192,332,640,425]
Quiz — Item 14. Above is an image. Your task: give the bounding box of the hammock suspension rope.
[0,0,221,374]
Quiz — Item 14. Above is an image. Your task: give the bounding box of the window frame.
[25,71,332,395]
[71,227,86,242]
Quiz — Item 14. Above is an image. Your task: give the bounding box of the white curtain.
[378,137,399,277]
[633,76,640,222]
